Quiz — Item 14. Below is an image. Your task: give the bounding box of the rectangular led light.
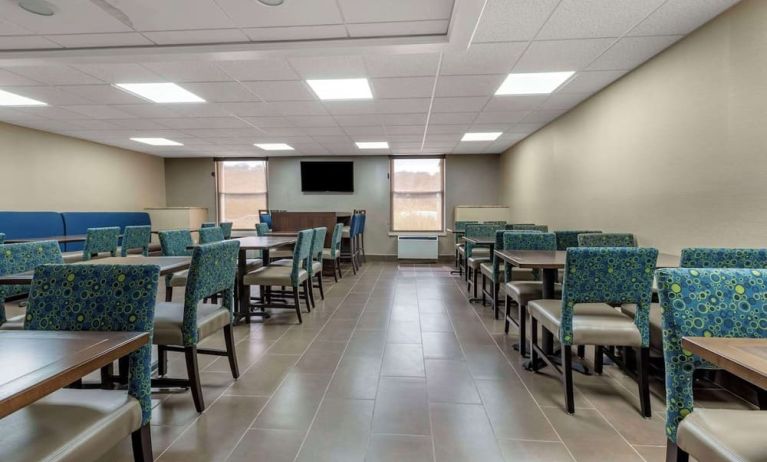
[115,83,205,103]
[495,72,575,95]
[461,132,502,142]
[131,137,183,146]
[0,89,46,106]
[306,78,373,100]
[255,143,294,151]
[356,141,389,149]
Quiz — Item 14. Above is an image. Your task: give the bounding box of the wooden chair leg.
[666,440,689,462]
[165,286,173,302]
[293,286,303,323]
[118,356,129,384]
[185,346,205,413]
[100,363,115,388]
[332,259,339,282]
[518,303,527,357]
[317,272,325,299]
[562,345,575,414]
[638,347,652,418]
[473,269,479,299]
[158,345,167,377]
[223,324,240,379]
[493,280,500,319]
[302,280,312,311]
[594,345,604,375]
[481,274,487,305]
[576,345,586,359]
[530,317,539,371]
[131,423,153,462]
[306,278,315,309]
[504,294,512,334]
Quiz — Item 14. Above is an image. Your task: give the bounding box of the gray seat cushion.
[621,303,662,351]
[528,299,642,347]
[468,248,490,257]
[322,248,339,259]
[153,302,231,346]
[467,256,490,270]
[505,281,562,306]
[0,389,141,462]
[480,263,538,282]
[677,408,767,462]
[243,265,308,286]
[246,258,263,272]
[61,251,83,263]
[0,314,25,330]
[169,270,187,287]
[272,259,321,275]
[268,249,293,259]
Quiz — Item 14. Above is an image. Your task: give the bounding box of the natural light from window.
[217,160,267,229]
[391,158,444,232]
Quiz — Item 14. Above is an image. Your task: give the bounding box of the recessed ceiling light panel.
[115,83,205,103]
[0,89,47,106]
[255,143,294,151]
[461,132,502,142]
[131,137,183,146]
[306,78,373,100]
[356,141,389,149]
[495,72,575,95]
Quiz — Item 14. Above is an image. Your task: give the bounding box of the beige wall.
[165,154,501,256]
[0,121,165,211]
[499,0,767,255]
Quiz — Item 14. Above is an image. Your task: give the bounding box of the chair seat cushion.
[621,303,662,351]
[505,282,562,306]
[342,226,351,238]
[153,302,231,345]
[322,248,338,259]
[268,249,293,259]
[246,258,263,272]
[468,248,490,257]
[0,388,141,462]
[467,256,490,269]
[528,299,642,347]
[677,408,767,462]
[455,243,464,250]
[271,259,322,274]
[243,265,307,286]
[0,314,25,330]
[61,251,83,263]
[169,270,187,287]
[479,262,501,279]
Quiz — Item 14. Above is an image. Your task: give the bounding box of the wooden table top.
[234,236,297,250]
[266,231,299,236]
[0,331,149,419]
[446,228,466,234]
[494,249,680,269]
[0,256,191,285]
[463,236,496,245]
[4,235,87,244]
[682,337,767,390]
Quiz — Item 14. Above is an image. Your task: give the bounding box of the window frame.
[215,157,269,230]
[389,155,446,233]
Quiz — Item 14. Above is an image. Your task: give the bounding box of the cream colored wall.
[164,157,217,221]
[0,121,165,211]
[498,0,767,255]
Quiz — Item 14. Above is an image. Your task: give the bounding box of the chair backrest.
[577,232,636,247]
[656,267,767,442]
[82,226,120,260]
[454,220,478,243]
[512,224,548,232]
[199,226,225,244]
[349,214,362,238]
[121,225,151,257]
[0,241,63,324]
[255,223,269,236]
[505,223,534,230]
[290,229,315,286]
[0,233,4,245]
[329,223,344,258]
[561,247,658,346]
[312,227,327,262]
[359,213,366,233]
[503,231,555,251]
[219,222,233,239]
[483,221,506,226]
[159,230,193,257]
[680,248,767,268]
[464,223,503,257]
[182,240,240,345]
[554,230,602,250]
[25,263,160,426]
[201,222,215,228]
[259,211,272,229]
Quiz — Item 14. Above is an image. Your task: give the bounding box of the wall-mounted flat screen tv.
[300,161,354,192]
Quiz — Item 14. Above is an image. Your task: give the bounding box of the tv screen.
[300,161,354,192]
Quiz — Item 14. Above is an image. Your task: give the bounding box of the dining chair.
[528,247,658,416]
[453,220,478,274]
[258,210,272,230]
[464,223,502,299]
[342,214,362,275]
[358,211,367,263]
[256,221,292,261]
[512,224,548,232]
[82,226,120,261]
[243,229,314,323]
[505,223,534,230]
[483,221,507,226]
[480,229,539,319]
[657,267,767,462]
[324,223,344,282]
[199,225,225,244]
[578,232,636,247]
[553,230,602,250]
[153,240,241,413]
[273,227,327,307]
[220,222,233,239]
[158,230,193,302]
[502,231,558,357]
[121,225,152,257]
[0,240,63,330]
[200,222,215,228]
[19,263,160,462]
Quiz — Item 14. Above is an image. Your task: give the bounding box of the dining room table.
[0,330,149,419]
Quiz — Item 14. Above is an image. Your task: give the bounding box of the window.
[216,160,268,229]
[390,157,444,232]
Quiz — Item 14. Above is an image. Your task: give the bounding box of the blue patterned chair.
[483,221,507,226]
[121,225,151,257]
[153,240,240,413]
[453,221,478,272]
[323,223,344,282]
[220,222,233,239]
[199,226,225,244]
[0,240,63,330]
[258,210,272,230]
[512,224,548,232]
[244,229,314,323]
[578,232,636,247]
[464,223,504,300]
[273,227,327,308]
[528,247,658,416]
[255,222,292,262]
[502,232,557,356]
[4,263,160,462]
[657,267,767,462]
[159,230,194,302]
[82,227,120,261]
[553,230,602,251]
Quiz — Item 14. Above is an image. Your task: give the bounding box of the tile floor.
[93,261,752,462]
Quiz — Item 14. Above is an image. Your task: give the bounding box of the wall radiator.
[397,235,439,261]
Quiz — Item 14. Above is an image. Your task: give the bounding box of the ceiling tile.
[111,1,235,31]
[215,0,344,28]
[242,80,316,102]
[216,60,299,81]
[0,36,61,50]
[483,95,548,112]
[337,0,453,23]
[588,35,682,70]
[271,101,329,116]
[539,92,591,111]
[288,55,367,79]
[333,114,383,126]
[4,86,94,105]
[153,117,248,129]
[473,0,560,43]
[522,109,568,124]
[441,42,528,75]
[343,125,387,136]
[430,96,490,113]
[244,25,347,42]
[112,104,181,119]
[61,105,138,119]
[513,38,614,72]
[428,112,478,124]
[71,64,162,83]
[375,98,431,114]
[0,69,42,86]
[241,116,293,128]
[218,102,277,117]
[629,0,738,37]
[435,74,506,97]
[8,65,104,85]
[284,115,339,127]
[143,29,249,45]
[363,53,440,78]
[557,70,626,93]
[0,2,131,35]
[537,0,666,40]
[473,111,529,124]
[63,84,157,104]
[386,125,424,135]
[0,17,32,36]
[371,77,435,99]
[46,33,153,48]
[323,101,377,115]
[346,20,448,38]
[182,82,260,103]
[379,113,426,125]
